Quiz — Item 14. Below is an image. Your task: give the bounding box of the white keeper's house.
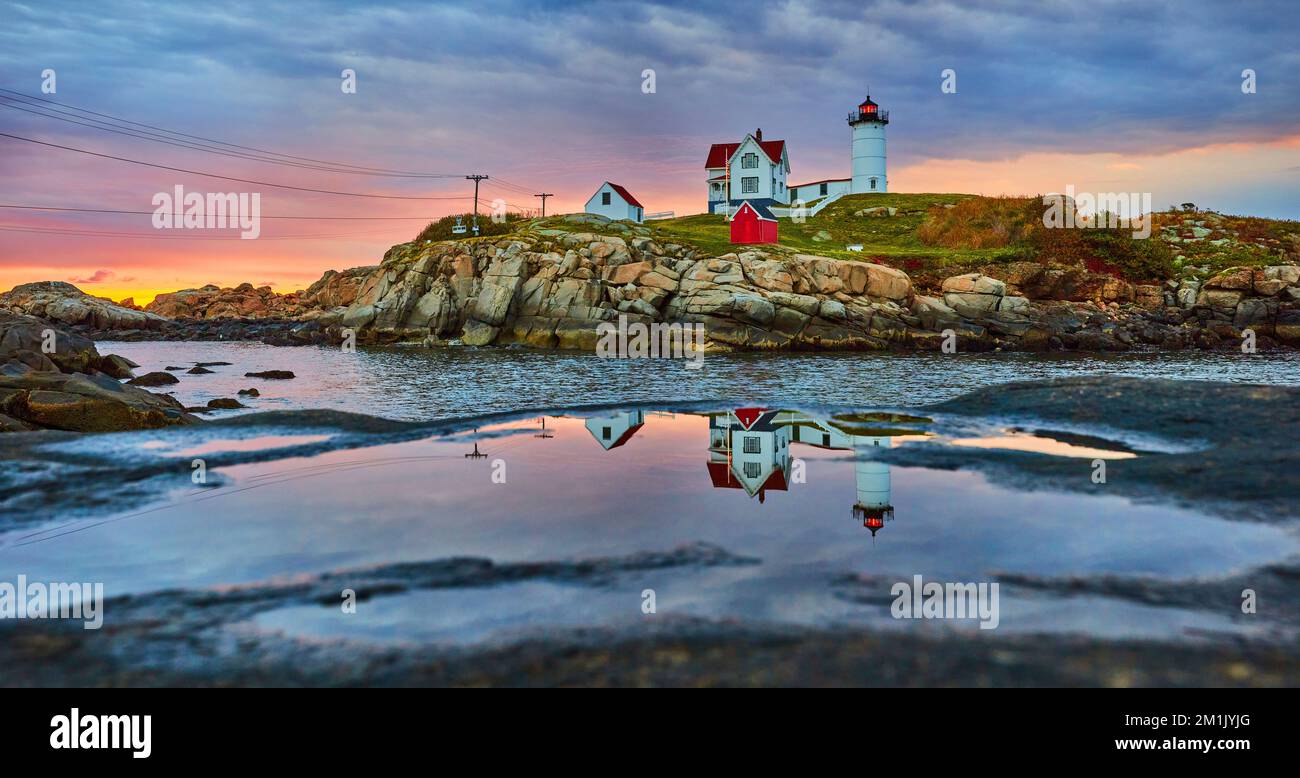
[705,129,790,214]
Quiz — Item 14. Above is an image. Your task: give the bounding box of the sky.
[1,0,1297,304]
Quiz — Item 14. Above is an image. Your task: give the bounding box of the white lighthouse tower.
[848,95,888,193]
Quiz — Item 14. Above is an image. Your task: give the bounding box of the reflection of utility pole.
[465,428,488,458]
[534,193,553,217]
[534,416,554,439]
[466,174,489,235]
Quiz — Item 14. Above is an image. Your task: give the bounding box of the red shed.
[729,200,779,244]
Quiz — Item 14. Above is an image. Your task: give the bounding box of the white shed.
[584,182,644,223]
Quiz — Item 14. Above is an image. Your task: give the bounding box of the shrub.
[413,212,525,243]
[916,197,1039,249]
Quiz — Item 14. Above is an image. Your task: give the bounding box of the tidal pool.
[3,406,1293,648]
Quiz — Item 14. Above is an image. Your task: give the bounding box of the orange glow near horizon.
[2,135,1296,307]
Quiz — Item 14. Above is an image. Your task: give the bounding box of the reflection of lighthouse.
[851,435,894,537]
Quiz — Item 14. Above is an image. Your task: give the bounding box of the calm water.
[100,341,1300,421]
[4,404,1296,647]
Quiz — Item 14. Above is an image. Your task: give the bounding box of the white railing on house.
[643,211,675,221]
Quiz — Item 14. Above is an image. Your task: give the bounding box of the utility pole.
[534,192,553,217]
[466,174,489,235]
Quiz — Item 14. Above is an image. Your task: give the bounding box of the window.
[602,427,611,440]
[743,461,761,478]
[742,177,759,194]
[743,436,761,453]
[870,178,877,190]
[819,183,828,196]
[741,152,758,169]
[601,192,611,205]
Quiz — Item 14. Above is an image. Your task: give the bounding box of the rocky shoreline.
[326,216,1300,353]
[3,216,1300,355]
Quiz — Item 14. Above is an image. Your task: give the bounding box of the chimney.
[755,128,763,141]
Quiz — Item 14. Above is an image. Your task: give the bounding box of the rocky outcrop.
[330,219,1300,353]
[302,266,376,309]
[336,218,932,352]
[0,282,167,330]
[143,268,375,322]
[0,311,197,432]
[147,282,312,320]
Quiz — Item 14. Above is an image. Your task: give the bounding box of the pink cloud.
[67,269,116,284]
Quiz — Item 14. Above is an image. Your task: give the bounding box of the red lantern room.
[847,94,889,125]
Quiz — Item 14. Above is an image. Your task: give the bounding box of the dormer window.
[741,152,758,169]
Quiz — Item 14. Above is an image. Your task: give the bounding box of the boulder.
[0,282,167,330]
[0,311,102,374]
[1203,268,1254,291]
[244,370,295,379]
[127,371,181,387]
[942,273,1006,296]
[0,371,197,432]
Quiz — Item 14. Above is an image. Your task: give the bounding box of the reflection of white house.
[707,409,791,501]
[584,410,646,450]
[584,182,644,223]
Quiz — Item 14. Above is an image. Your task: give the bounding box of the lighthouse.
[851,435,894,538]
[848,95,889,194]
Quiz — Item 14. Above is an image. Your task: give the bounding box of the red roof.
[705,139,786,169]
[706,461,789,493]
[605,183,642,208]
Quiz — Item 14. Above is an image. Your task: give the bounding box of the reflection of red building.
[707,460,788,503]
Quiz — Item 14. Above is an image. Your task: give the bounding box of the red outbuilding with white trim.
[729,200,779,244]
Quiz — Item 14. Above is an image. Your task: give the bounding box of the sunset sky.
[2,0,1297,304]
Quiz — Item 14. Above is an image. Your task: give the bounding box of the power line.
[0,131,480,201]
[534,192,553,217]
[0,88,553,215]
[0,98,456,178]
[0,204,436,220]
[0,87,465,178]
[0,224,400,240]
[466,175,488,234]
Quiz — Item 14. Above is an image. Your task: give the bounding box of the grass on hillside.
[396,196,1299,284]
[649,193,998,268]
[649,194,1300,283]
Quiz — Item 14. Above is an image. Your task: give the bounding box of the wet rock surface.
[2,379,1298,686]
